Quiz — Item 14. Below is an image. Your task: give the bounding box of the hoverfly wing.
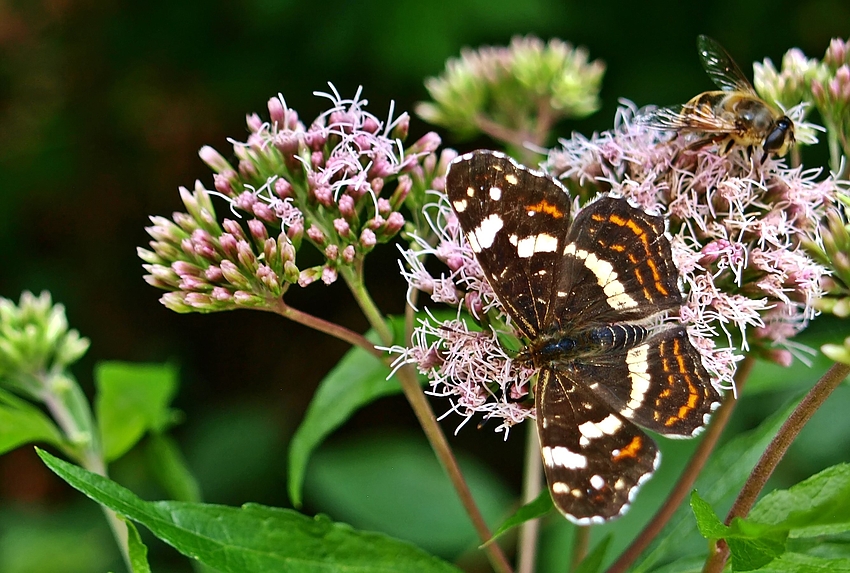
[697,35,755,94]
[636,101,736,134]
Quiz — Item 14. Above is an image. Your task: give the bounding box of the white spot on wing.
[578,414,623,441]
[590,475,605,490]
[516,233,558,258]
[625,344,650,412]
[542,446,587,469]
[562,242,638,309]
[489,186,502,200]
[452,199,467,213]
[471,214,504,251]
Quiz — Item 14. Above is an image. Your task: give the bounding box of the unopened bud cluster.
[141,87,442,312]
[0,291,89,398]
[805,193,850,319]
[755,37,850,169]
[416,35,604,142]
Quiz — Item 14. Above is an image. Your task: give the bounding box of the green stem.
[517,426,542,573]
[39,372,131,571]
[394,363,513,573]
[704,360,850,573]
[339,264,394,345]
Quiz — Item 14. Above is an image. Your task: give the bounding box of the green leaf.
[0,388,63,454]
[124,520,152,573]
[574,535,612,573]
[37,448,460,573]
[757,552,850,572]
[490,489,553,542]
[305,433,513,557]
[727,533,786,572]
[749,463,850,537]
[690,490,728,540]
[690,492,786,571]
[145,433,202,502]
[288,326,399,507]
[95,361,178,462]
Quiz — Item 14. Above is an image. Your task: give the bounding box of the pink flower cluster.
[391,103,838,433]
[141,86,441,312]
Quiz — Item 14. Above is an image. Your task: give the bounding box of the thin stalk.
[394,363,514,573]
[40,375,131,571]
[517,426,543,573]
[605,356,755,573]
[703,361,850,573]
[570,527,591,573]
[267,298,381,358]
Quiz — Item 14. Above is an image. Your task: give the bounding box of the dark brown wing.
[537,368,660,524]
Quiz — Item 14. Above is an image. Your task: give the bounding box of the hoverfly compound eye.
[764,117,793,155]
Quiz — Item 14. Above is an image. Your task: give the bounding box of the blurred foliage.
[1,0,848,571]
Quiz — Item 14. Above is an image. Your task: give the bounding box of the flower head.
[141,86,443,312]
[0,291,90,399]
[416,36,604,148]
[391,103,839,434]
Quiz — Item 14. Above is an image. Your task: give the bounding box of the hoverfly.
[638,35,795,157]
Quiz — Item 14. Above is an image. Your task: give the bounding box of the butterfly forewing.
[550,196,684,329]
[446,150,573,338]
[444,150,720,523]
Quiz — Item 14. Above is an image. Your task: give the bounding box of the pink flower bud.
[321,266,338,285]
[275,178,293,199]
[252,202,276,223]
[205,265,224,282]
[385,212,404,235]
[342,245,355,263]
[334,218,351,236]
[211,287,233,301]
[338,194,355,218]
[199,146,231,173]
[315,185,335,207]
[222,219,245,238]
[268,97,285,126]
[307,225,326,244]
[362,116,380,134]
[248,219,268,242]
[220,233,239,258]
[214,173,234,196]
[360,228,377,249]
[246,113,263,132]
[235,192,257,211]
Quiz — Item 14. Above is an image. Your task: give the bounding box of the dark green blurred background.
[0,1,848,571]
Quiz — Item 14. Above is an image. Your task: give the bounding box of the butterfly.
[446,150,721,523]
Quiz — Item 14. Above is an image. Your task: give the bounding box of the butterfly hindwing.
[537,369,659,523]
[575,326,722,437]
